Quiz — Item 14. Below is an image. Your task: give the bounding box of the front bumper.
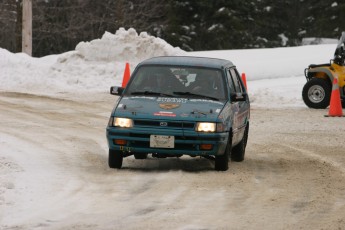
[106,126,228,156]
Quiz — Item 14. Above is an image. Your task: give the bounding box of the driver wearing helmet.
[188,70,215,95]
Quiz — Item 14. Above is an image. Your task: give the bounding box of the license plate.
[150,135,174,148]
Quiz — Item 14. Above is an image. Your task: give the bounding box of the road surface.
[1,92,345,229]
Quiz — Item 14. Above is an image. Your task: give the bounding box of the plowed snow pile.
[0,28,185,94]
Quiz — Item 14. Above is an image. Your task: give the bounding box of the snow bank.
[0,48,58,91]
[75,28,184,62]
[0,28,185,94]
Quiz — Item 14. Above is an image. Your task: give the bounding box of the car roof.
[137,56,235,69]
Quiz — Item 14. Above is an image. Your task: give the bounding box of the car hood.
[113,96,226,121]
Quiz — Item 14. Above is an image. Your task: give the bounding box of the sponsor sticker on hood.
[153,111,177,117]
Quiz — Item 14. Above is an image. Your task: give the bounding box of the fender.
[331,64,345,88]
[307,63,345,85]
[306,66,335,83]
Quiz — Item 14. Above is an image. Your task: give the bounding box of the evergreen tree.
[2,0,345,56]
[304,0,345,39]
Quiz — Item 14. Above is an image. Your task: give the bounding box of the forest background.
[1,0,344,57]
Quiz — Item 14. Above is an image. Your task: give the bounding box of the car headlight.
[195,122,225,132]
[112,117,133,128]
[196,122,216,132]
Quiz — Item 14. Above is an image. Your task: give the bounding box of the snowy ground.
[1,28,345,229]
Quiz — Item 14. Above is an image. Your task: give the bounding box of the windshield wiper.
[130,91,174,97]
[173,91,219,101]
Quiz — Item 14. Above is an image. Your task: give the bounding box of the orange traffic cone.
[325,77,344,117]
[121,62,131,87]
[241,73,248,90]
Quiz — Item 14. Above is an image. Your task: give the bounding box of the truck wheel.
[231,123,249,162]
[302,78,331,109]
[134,153,148,159]
[109,149,123,169]
[215,134,232,171]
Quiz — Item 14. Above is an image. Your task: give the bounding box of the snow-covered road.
[1,92,345,229]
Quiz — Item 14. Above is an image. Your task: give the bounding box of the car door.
[226,68,249,145]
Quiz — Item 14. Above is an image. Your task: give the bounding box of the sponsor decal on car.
[159,103,180,110]
[157,98,188,103]
[153,111,177,117]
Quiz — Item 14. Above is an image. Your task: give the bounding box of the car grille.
[134,119,195,129]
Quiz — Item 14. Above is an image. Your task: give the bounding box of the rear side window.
[226,69,235,93]
[229,68,244,93]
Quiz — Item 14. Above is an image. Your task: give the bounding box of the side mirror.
[231,92,247,102]
[110,86,124,96]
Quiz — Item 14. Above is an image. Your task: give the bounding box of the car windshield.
[124,65,227,100]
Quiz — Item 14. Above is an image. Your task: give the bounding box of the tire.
[302,78,331,109]
[215,133,232,171]
[134,153,148,159]
[108,149,123,169]
[231,123,249,162]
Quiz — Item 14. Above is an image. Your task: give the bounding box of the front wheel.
[302,78,331,109]
[215,133,232,171]
[231,123,249,162]
[109,149,123,169]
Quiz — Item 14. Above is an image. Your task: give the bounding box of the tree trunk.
[22,0,32,56]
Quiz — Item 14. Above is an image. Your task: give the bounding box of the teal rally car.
[106,56,250,171]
